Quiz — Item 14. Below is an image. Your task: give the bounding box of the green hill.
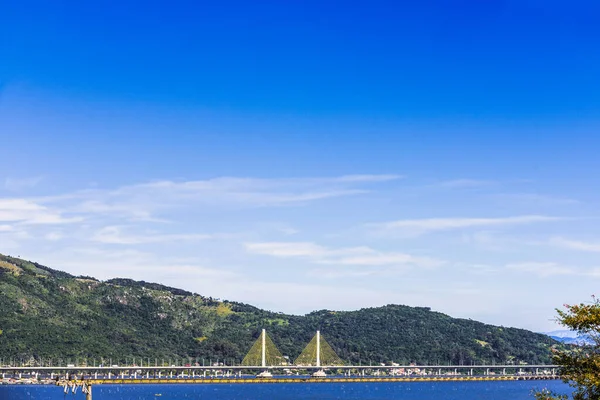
[0,253,559,366]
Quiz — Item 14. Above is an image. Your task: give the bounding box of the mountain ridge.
[0,253,561,365]
[543,330,592,346]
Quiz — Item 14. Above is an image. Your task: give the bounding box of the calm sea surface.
[0,381,572,400]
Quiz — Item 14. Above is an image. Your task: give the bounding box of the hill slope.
[0,254,559,365]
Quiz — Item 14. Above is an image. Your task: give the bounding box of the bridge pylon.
[294,330,343,367]
[241,329,285,368]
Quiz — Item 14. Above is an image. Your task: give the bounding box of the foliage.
[532,388,568,400]
[0,253,561,366]
[538,297,600,400]
[105,278,194,296]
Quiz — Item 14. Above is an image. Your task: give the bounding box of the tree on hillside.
[535,296,600,400]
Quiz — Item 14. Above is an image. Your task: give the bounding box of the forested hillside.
[0,254,559,365]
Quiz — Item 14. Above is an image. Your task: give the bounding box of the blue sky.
[1,1,600,331]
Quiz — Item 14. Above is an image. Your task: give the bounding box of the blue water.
[0,381,572,400]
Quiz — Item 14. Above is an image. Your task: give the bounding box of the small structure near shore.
[56,378,92,400]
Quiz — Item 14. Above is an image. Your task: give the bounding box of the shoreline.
[2,375,562,385]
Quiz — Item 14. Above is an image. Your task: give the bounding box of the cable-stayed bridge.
[0,330,559,380]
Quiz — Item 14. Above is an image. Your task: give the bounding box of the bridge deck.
[53,375,560,385]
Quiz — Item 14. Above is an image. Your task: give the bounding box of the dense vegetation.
[0,253,560,366]
[534,297,600,400]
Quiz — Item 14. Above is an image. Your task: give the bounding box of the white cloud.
[244,241,443,269]
[370,215,561,235]
[0,198,82,224]
[550,237,600,253]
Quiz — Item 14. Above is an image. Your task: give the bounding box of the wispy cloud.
[506,262,575,277]
[0,174,399,250]
[246,241,327,257]
[4,176,43,191]
[44,232,64,241]
[0,224,13,232]
[505,262,600,279]
[459,230,510,251]
[43,247,240,282]
[244,241,443,269]
[0,199,82,225]
[333,174,402,183]
[91,226,216,245]
[435,179,495,189]
[71,200,159,222]
[549,237,600,253]
[36,174,401,222]
[131,175,400,191]
[369,215,561,236]
[122,175,401,206]
[492,193,580,206]
[278,227,299,236]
